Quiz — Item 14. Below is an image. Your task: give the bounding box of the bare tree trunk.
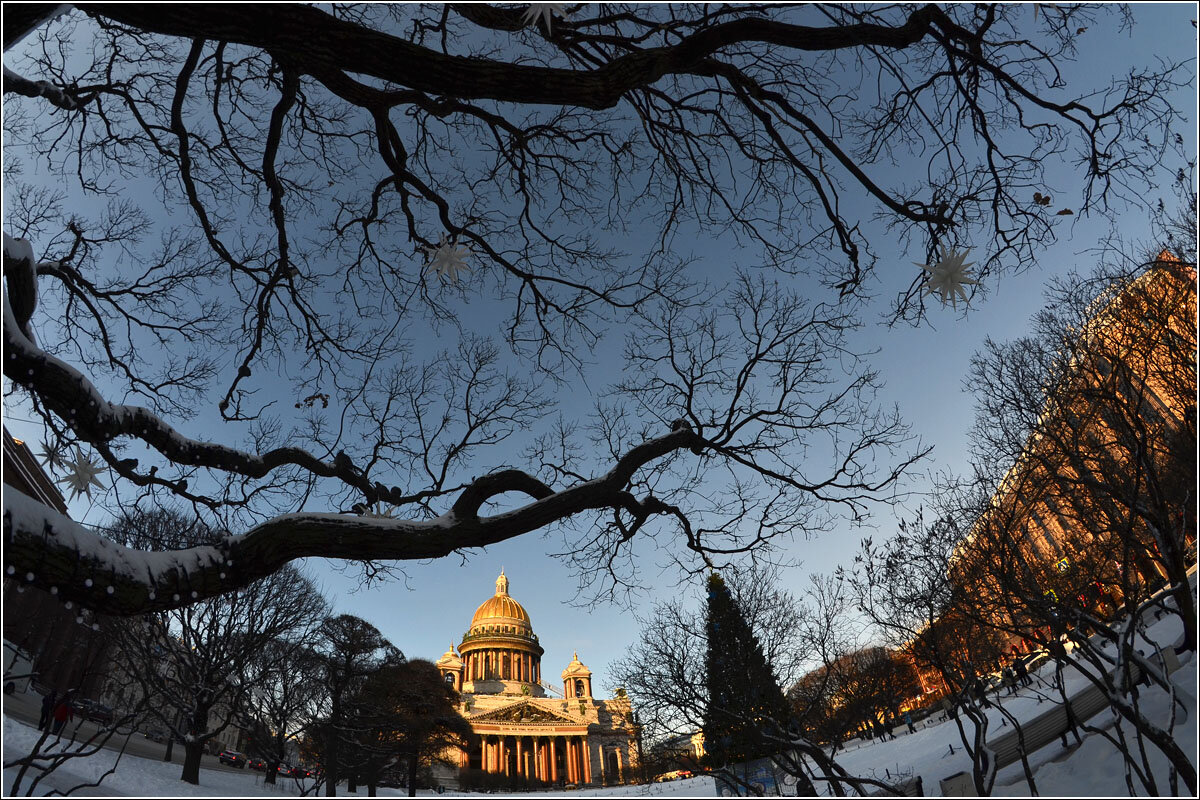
[181,741,204,785]
[324,729,338,797]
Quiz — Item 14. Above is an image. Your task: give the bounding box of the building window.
[575,678,585,696]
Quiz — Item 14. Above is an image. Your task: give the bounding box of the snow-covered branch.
[2,66,89,111]
[3,424,703,614]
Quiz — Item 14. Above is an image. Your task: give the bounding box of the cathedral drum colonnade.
[433,571,637,788]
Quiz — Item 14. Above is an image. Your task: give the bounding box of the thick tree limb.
[81,4,947,110]
[3,422,702,615]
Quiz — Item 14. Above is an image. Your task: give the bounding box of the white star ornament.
[423,235,472,283]
[38,437,67,472]
[915,246,978,309]
[521,3,570,33]
[58,447,107,500]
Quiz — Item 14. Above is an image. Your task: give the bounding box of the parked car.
[248,758,266,771]
[218,750,248,768]
[1021,650,1050,674]
[2,640,35,695]
[69,698,115,726]
[143,727,168,743]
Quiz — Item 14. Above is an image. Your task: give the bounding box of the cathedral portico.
[432,571,637,789]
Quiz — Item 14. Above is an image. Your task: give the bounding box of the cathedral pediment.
[470,700,575,725]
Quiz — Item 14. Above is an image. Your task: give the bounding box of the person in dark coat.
[38,689,57,731]
[51,693,74,737]
[1013,656,1030,686]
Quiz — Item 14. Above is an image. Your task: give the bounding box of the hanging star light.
[521,3,570,33]
[38,437,67,472]
[915,246,978,309]
[57,446,106,500]
[423,234,472,283]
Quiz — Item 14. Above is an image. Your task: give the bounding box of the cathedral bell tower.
[562,652,593,699]
[435,644,464,692]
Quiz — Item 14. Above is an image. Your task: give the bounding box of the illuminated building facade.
[952,252,1196,642]
[432,571,638,788]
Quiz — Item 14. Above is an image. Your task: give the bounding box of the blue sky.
[3,4,1196,698]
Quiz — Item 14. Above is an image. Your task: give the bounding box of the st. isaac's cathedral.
[431,570,638,788]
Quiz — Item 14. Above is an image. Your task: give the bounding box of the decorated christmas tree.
[702,572,794,768]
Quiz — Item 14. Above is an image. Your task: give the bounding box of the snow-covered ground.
[4,616,1194,797]
[1,717,427,798]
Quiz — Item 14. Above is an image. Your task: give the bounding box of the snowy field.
[4,616,1194,797]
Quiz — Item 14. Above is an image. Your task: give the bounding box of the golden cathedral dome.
[468,569,533,634]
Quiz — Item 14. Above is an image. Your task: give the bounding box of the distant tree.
[856,648,922,725]
[107,508,327,785]
[311,615,403,797]
[701,572,793,769]
[348,662,468,796]
[239,639,327,785]
[789,645,920,746]
[785,573,864,746]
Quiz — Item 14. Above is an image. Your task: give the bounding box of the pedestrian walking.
[970,674,991,708]
[1014,656,1030,686]
[51,693,74,737]
[38,689,57,731]
[903,711,916,734]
